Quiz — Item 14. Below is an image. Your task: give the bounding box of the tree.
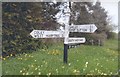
[69,1,110,45]
[2,2,61,57]
[91,1,108,33]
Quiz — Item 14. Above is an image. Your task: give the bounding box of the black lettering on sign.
[46,34,60,38]
[68,39,83,42]
[68,39,73,42]
[75,39,83,41]
[34,31,44,38]
[69,26,78,32]
[77,29,87,32]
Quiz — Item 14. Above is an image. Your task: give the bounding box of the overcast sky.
[98,0,119,32]
[101,2,118,25]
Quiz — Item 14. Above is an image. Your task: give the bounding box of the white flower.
[95,68,97,71]
[86,62,88,65]
[22,73,25,75]
[41,65,43,67]
[35,68,38,70]
[56,69,58,71]
[20,70,22,73]
[62,66,65,68]
[47,73,51,75]
[38,72,41,75]
[68,63,71,66]
[73,69,77,73]
[85,62,89,67]
[26,72,29,75]
[83,68,85,71]
[104,73,107,75]
[97,63,100,66]
[85,64,87,67]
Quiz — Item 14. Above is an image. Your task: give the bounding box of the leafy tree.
[69,1,111,45]
[2,2,61,57]
[91,2,108,33]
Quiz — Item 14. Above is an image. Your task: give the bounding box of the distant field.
[2,39,118,75]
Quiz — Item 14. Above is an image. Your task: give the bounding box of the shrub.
[85,33,107,46]
[106,32,117,39]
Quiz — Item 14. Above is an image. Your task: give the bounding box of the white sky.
[99,0,119,33]
[101,2,118,25]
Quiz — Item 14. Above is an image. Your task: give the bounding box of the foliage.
[2,39,118,75]
[84,33,107,46]
[106,32,117,39]
[2,2,61,57]
[69,1,113,45]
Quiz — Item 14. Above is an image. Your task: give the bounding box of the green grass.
[2,39,118,75]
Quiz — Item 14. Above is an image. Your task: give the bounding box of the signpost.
[69,24,97,33]
[30,30,64,38]
[30,3,98,64]
[68,38,86,44]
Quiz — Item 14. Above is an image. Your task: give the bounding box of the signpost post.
[63,24,69,63]
[63,2,71,64]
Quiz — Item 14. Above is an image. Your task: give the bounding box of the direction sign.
[69,24,97,33]
[67,37,86,44]
[30,30,64,38]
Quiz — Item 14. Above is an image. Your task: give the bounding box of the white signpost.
[30,30,64,38]
[68,38,86,44]
[69,24,97,33]
[30,3,98,63]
